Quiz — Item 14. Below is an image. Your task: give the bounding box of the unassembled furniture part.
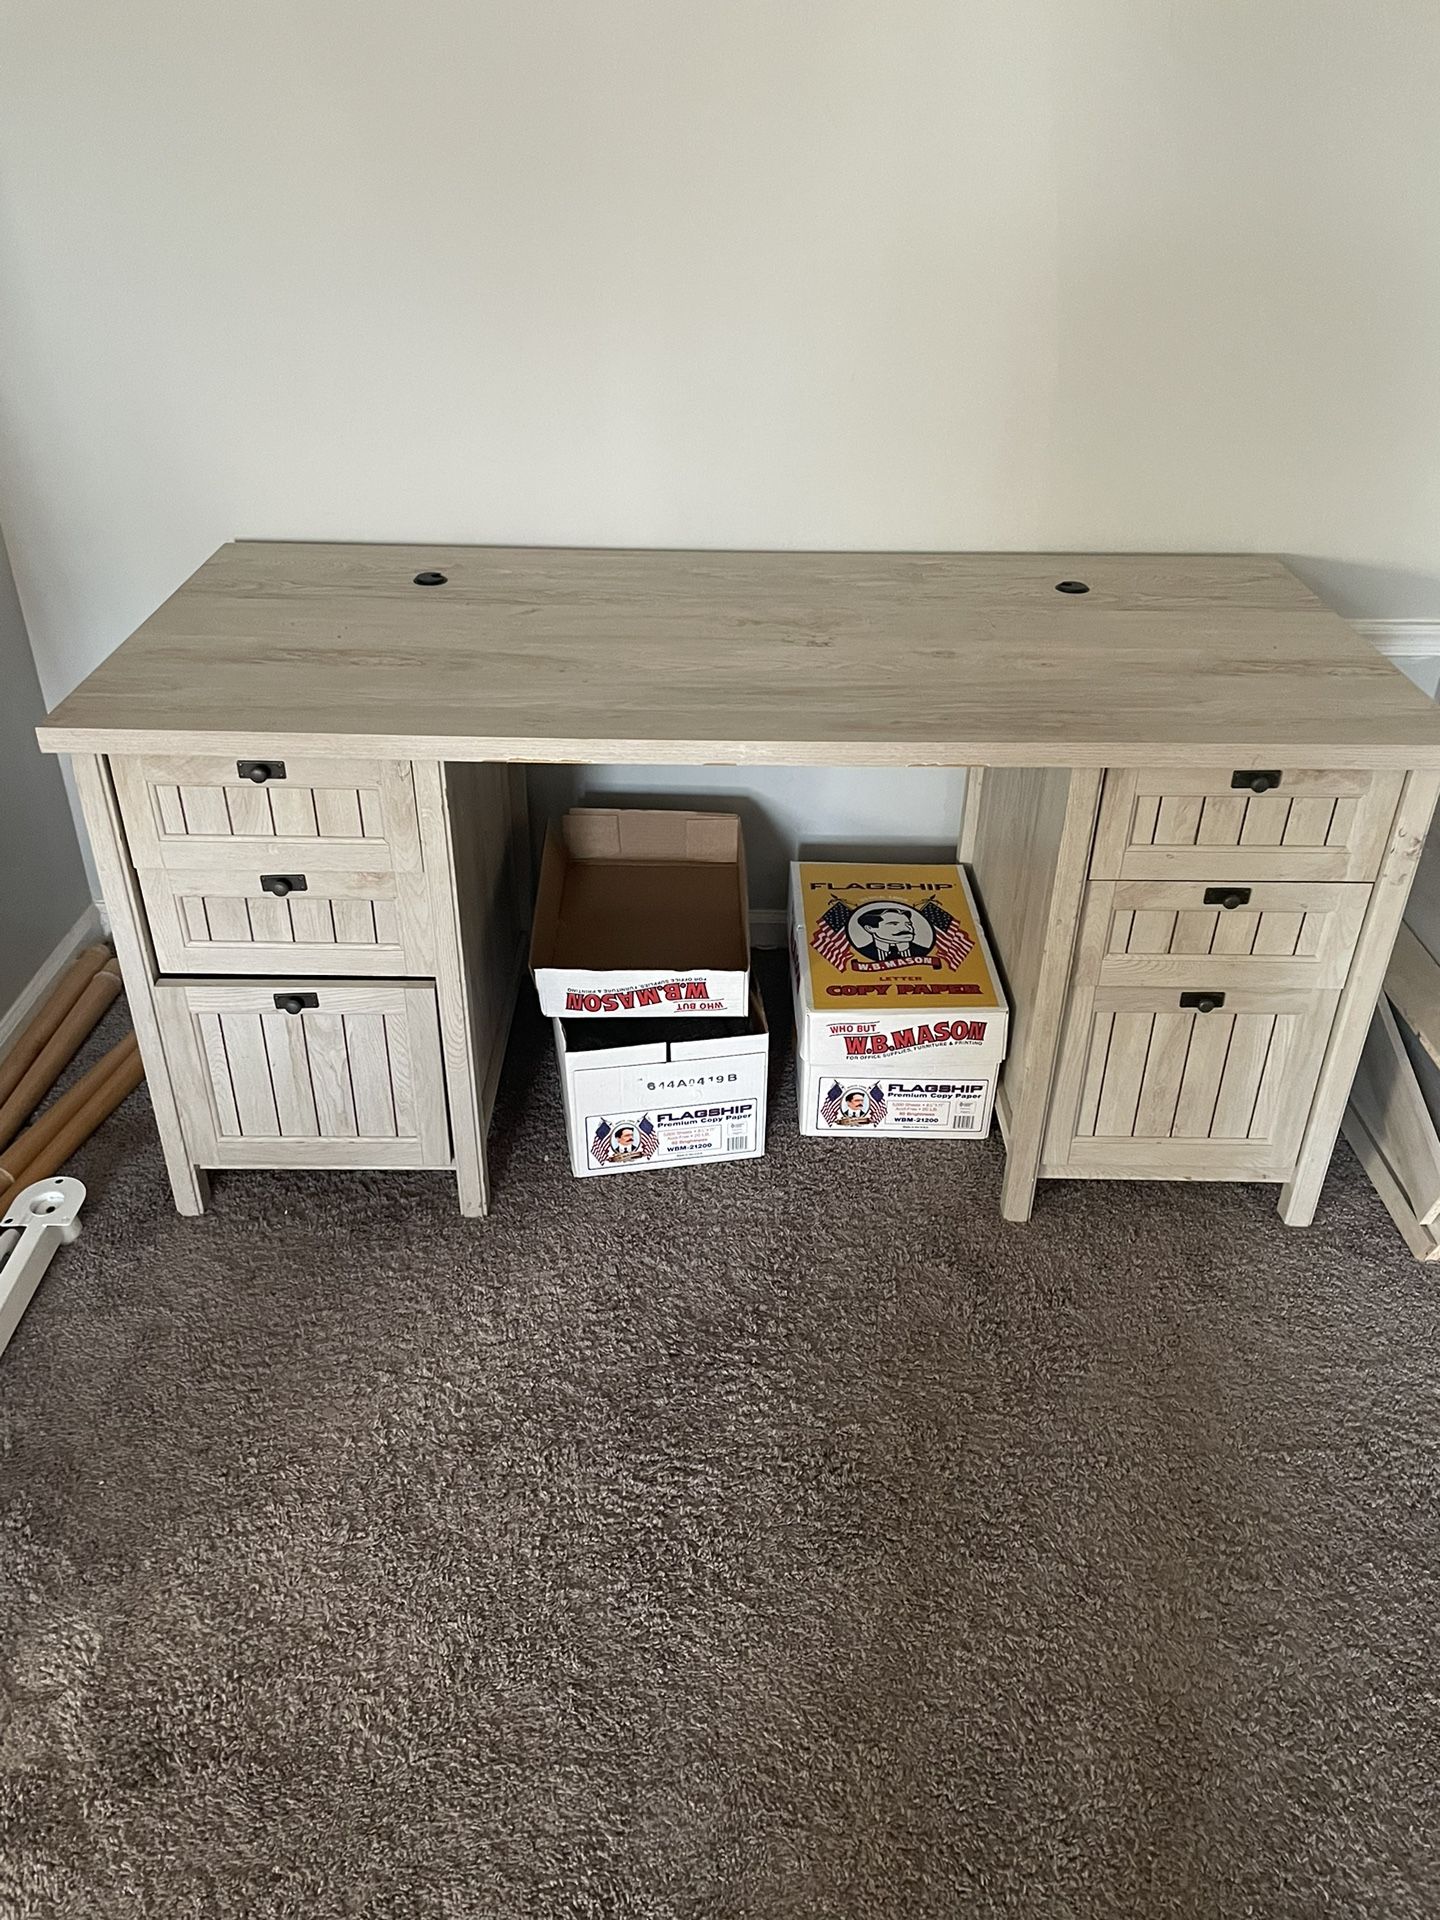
[0,944,112,1110]
[1341,824,1440,1258]
[0,954,122,1151]
[36,545,1440,1224]
[0,1178,85,1359]
[0,1032,143,1203]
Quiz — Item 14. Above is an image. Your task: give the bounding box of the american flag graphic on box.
[918,897,974,969]
[812,897,855,970]
[591,1115,659,1165]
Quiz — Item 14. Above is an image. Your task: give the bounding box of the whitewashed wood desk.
[36,543,1440,1226]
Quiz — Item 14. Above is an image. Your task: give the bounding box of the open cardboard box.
[531,808,751,1018]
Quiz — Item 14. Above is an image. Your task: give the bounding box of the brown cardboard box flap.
[562,808,740,864]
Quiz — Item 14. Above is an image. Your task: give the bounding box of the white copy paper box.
[795,1034,998,1140]
[554,996,769,1177]
[531,808,751,1018]
[790,859,1008,1139]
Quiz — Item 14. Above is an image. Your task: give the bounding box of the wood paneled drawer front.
[155,979,450,1170]
[138,866,432,975]
[1091,768,1402,882]
[1043,985,1339,1180]
[1089,879,1368,991]
[113,755,422,873]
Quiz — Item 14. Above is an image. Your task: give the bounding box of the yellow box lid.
[793,862,1004,1010]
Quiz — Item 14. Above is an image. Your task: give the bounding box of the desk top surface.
[38,542,1440,768]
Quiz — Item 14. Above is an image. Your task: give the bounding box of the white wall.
[1389,654,1440,702]
[3,1,1439,906]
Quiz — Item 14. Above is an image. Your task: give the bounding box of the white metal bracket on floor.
[0,1177,85,1360]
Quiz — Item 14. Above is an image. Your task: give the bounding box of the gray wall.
[0,535,92,1011]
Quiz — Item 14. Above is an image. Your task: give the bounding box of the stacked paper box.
[531,809,767,1177]
[790,861,1008,1140]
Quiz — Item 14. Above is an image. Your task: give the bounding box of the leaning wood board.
[1345,823,1440,1258]
[36,545,1440,769]
[1347,996,1440,1227]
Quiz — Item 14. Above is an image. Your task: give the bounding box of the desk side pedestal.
[968,763,1438,1225]
[72,753,527,1218]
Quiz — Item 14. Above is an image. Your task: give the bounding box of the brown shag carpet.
[2,972,1439,1920]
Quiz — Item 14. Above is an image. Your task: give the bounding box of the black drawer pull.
[274,992,319,1015]
[259,873,307,897]
[238,759,286,783]
[1231,769,1280,794]
[1204,887,1251,910]
[1180,992,1225,1014]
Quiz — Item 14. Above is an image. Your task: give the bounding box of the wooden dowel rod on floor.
[0,961,123,1153]
[0,1032,145,1204]
[0,944,112,1109]
[0,1032,141,1195]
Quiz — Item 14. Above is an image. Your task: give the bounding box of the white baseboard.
[1355,619,1440,661]
[0,906,106,1059]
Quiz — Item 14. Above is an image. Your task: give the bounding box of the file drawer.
[113,755,423,873]
[155,978,451,1170]
[1087,879,1367,991]
[1091,767,1402,882]
[138,865,432,975]
[1043,983,1339,1180]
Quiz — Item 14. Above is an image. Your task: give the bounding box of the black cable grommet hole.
[413,570,447,586]
[1055,580,1090,594]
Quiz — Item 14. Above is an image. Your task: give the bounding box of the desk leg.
[1280,769,1439,1226]
[71,755,210,1215]
[967,766,1103,1223]
[958,766,984,865]
[414,761,530,1219]
[415,761,488,1216]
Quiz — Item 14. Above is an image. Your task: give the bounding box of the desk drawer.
[1091,768,1401,882]
[113,755,422,873]
[1043,984,1338,1180]
[138,866,432,975]
[1087,879,1367,991]
[156,978,451,1170]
